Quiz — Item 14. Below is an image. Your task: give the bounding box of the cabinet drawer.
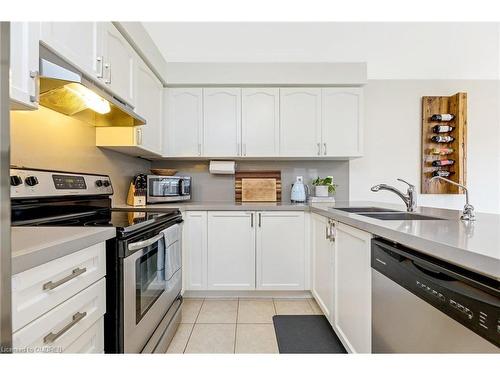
[64,317,104,354]
[13,278,106,353]
[12,242,106,331]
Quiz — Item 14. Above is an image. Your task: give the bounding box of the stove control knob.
[25,176,39,187]
[103,180,110,187]
[10,175,23,186]
[95,180,103,187]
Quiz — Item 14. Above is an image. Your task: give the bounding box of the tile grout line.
[183,298,205,354]
[233,298,239,354]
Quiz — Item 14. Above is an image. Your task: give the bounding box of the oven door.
[123,224,182,353]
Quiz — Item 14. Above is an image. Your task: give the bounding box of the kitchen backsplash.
[10,107,151,204]
[151,160,349,202]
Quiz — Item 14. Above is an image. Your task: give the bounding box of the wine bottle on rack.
[432,170,455,178]
[431,135,455,143]
[431,114,455,121]
[431,147,454,155]
[433,125,454,133]
[432,159,455,167]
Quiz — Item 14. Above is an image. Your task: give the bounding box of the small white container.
[315,185,329,197]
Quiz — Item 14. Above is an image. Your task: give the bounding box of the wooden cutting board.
[235,170,281,202]
[241,178,277,202]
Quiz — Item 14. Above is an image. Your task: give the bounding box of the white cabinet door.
[165,88,203,157]
[10,22,39,110]
[334,222,372,353]
[135,59,163,155]
[256,211,305,290]
[322,88,363,157]
[241,88,279,156]
[102,23,136,106]
[40,22,104,80]
[183,211,208,291]
[311,214,335,323]
[207,211,255,290]
[203,88,241,157]
[279,88,321,156]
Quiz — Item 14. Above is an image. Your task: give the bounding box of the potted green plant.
[312,176,337,197]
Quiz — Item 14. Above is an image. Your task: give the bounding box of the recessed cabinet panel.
[241,88,280,156]
[166,88,203,157]
[10,22,39,110]
[207,211,255,290]
[40,22,104,80]
[322,88,363,157]
[136,59,163,155]
[280,88,321,156]
[256,212,305,290]
[203,88,241,157]
[334,222,372,353]
[184,211,208,290]
[311,214,335,323]
[102,24,136,106]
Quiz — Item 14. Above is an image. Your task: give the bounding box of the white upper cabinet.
[334,222,372,353]
[101,23,136,107]
[10,22,39,110]
[165,88,203,157]
[203,88,241,157]
[256,211,305,290]
[241,88,279,156]
[207,211,255,290]
[40,22,104,80]
[311,214,335,324]
[280,88,322,156]
[135,59,163,155]
[322,88,363,157]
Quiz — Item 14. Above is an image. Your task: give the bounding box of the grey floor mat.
[273,315,347,354]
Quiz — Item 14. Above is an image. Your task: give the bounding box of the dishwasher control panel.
[372,239,500,348]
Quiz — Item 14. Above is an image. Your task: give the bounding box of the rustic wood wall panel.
[421,92,467,194]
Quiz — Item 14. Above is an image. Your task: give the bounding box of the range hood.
[38,46,145,127]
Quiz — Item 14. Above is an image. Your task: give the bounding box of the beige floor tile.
[274,299,314,315]
[166,324,193,353]
[181,299,204,323]
[238,299,276,324]
[307,298,324,315]
[185,324,236,353]
[197,299,238,323]
[235,324,279,354]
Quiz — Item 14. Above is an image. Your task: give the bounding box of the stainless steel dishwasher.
[371,238,499,353]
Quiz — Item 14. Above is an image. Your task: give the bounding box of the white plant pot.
[315,185,329,197]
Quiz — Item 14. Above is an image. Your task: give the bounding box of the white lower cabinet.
[256,211,305,290]
[311,214,335,323]
[184,210,306,292]
[334,221,372,353]
[183,211,208,290]
[207,211,255,290]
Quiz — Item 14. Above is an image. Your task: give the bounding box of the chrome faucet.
[430,176,475,221]
[371,178,417,212]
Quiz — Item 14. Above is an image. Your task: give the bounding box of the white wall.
[143,22,500,79]
[350,80,500,213]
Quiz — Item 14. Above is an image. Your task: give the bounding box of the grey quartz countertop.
[114,200,500,281]
[11,227,116,275]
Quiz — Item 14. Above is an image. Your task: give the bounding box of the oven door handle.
[128,233,165,252]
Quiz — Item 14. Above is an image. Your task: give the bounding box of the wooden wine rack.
[421,92,467,194]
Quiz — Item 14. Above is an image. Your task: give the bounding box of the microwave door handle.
[178,179,183,196]
[128,233,165,252]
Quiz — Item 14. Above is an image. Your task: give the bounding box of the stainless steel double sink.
[332,207,445,221]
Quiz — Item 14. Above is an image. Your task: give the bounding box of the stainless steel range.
[10,167,183,353]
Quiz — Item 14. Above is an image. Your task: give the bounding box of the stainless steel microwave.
[146,175,191,203]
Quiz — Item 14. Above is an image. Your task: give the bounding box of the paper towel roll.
[209,160,236,174]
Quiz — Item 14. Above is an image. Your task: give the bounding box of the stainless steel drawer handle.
[375,258,387,266]
[43,267,87,291]
[129,233,164,251]
[43,311,87,344]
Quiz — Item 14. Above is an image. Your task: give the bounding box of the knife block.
[126,182,146,207]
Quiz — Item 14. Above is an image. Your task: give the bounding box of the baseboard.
[183,290,313,299]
